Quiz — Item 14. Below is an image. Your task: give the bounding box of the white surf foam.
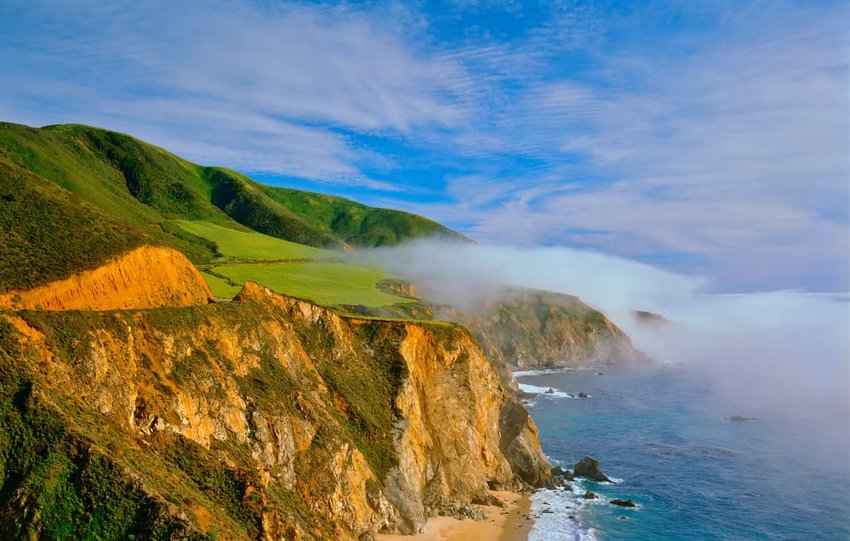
[518,382,573,398]
[528,488,598,541]
[513,368,576,377]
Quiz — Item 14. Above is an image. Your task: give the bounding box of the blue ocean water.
[519,367,850,541]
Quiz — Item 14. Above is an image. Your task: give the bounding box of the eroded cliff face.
[0,279,548,539]
[438,289,647,372]
[0,245,214,311]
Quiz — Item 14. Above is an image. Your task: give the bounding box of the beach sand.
[376,491,533,541]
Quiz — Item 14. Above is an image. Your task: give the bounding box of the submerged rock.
[573,456,612,482]
[577,392,589,398]
[610,499,637,508]
[725,415,760,422]
[582,490,597,500]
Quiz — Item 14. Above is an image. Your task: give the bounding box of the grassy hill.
[260,185,463,247]
[0,160,151,293]
[0,122,464,257]
[0,121,464,310]
[166,219,414,310]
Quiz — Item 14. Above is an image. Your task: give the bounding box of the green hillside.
[260,185,464,247]
[167,219,413,310]
[0,121,465,310]
[0,122,464,257]
[0,160,150,292]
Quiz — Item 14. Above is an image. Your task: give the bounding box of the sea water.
[518,367,850,541]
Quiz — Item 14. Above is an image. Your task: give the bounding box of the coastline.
[376,491,534,541]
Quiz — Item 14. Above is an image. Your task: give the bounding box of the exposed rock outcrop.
[0,278,549,539]
[0,245,213,311]
[437,289,647,373]
[574,456,612,483]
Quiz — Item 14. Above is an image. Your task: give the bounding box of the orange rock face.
[0,245,213,311]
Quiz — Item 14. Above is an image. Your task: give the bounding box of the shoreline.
[376,491,534,541]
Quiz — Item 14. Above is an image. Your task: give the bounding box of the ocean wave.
[518,383,574,398]
[529,488,598,541]
[513,368,576,377]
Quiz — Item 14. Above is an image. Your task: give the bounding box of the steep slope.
[437,289,648,371]
[260,185,466,247]
[0,159,151,293]
[0,273,548,539]
[0,122,465,256]
[0,245,213,311]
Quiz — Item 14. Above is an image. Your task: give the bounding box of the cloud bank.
[368,239,850,428]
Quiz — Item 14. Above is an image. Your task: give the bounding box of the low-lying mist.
[365,239,850,452]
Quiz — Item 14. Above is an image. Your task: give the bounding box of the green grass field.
[212,262,409,307]
[170,219,337,261]
[171,219,410,307]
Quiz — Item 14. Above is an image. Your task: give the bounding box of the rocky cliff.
[438,289,647,372]
[0,252,548,540]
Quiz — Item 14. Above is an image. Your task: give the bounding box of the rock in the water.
[582,490,597,500]
[551,465,575,481]
[577,392,589,398]
[545,476,567,489]
[610,499,636,508]
[724,415,759,422]
[545,387,555,394]
[573,456,612,482]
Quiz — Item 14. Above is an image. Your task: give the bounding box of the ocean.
[517,367,850,541]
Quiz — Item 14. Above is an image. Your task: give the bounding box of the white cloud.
[419,3,850,290]
[0,0,467,187]
[1,0,847,289]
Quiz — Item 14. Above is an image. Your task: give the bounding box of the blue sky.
[1,0,847,292]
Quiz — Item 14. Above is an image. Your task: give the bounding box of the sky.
[1,0,848,292]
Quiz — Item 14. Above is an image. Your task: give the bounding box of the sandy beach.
[376,491,533,541]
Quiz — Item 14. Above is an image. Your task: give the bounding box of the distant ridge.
[0,122,465,284]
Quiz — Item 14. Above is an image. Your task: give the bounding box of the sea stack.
[574,456,612,482]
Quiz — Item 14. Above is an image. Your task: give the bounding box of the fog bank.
[366,240,850,434]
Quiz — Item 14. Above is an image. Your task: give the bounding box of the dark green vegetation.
[0,160,149,292]
[0,320,203,540]
[260,185,463,248]
[0,122,464,277]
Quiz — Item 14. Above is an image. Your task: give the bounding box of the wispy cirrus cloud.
[1,0,847,290]
[0,0,466,187]
[397,2,849,291]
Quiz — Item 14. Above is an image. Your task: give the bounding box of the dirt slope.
[0,245,213,311]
